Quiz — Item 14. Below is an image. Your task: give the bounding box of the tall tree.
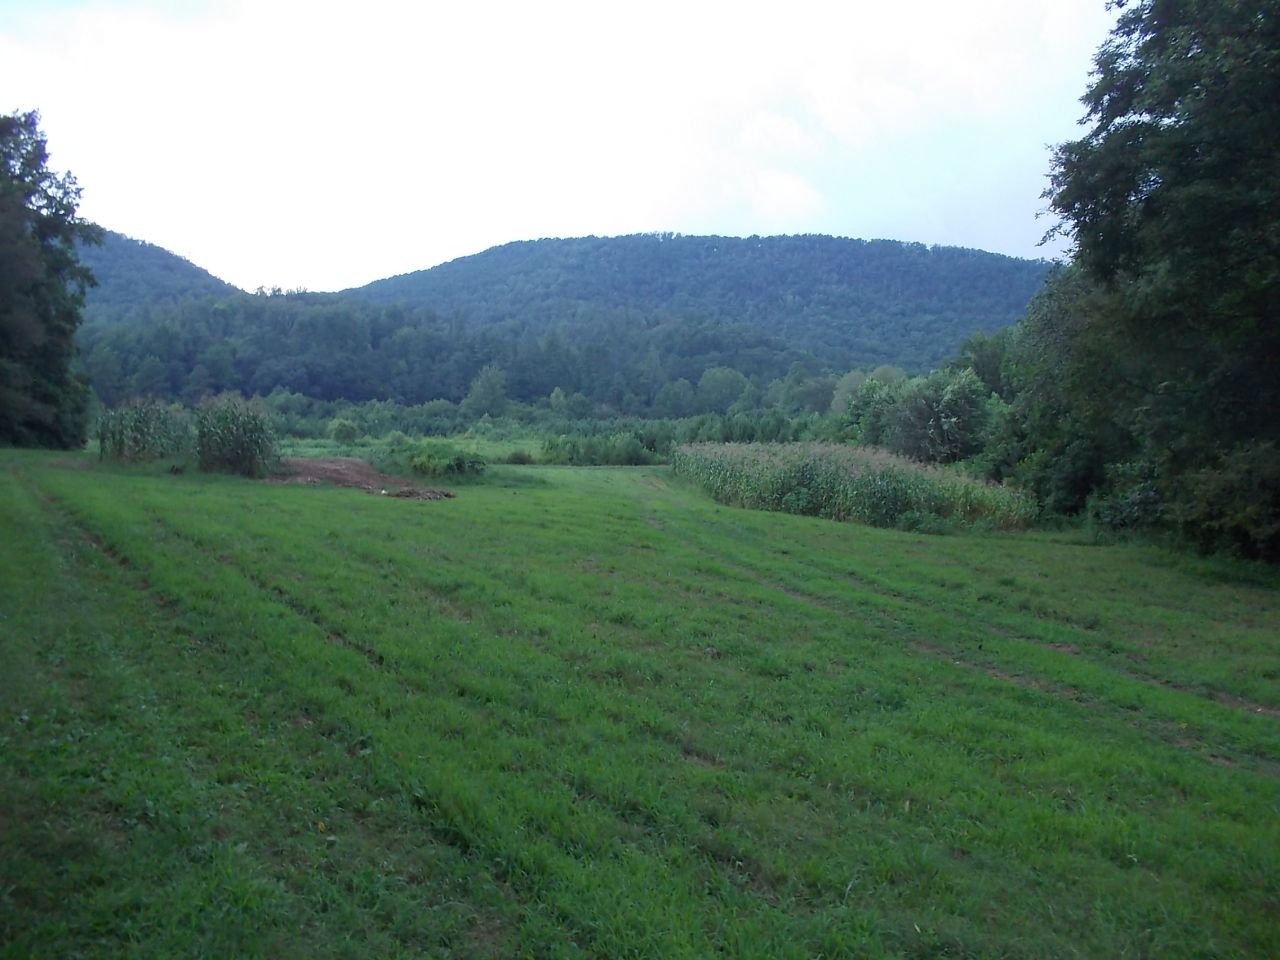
[1044,0,1280,556]
[0,110,100,446]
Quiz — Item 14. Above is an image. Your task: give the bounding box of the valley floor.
[2,450,1278,958]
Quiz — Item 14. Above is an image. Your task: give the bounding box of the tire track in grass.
[142,501,820,920]
[28,476,801,957]
[150,514,397,677]
[6,470,530,958]
[26,481,567,931]
[127,479,986,952]
[28,464,1279,957]
[661,492,1276,685]
[663,508,1280,768]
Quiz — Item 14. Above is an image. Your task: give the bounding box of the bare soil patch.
[271,457,452,501]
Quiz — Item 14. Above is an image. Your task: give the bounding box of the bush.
[541,432,658,466]
[409,441,486,478]
[1086,460,1163,534]
[329,418,360,443]
[97,400,192,462]
[196,395,276,477]
[1167,441,1280,561]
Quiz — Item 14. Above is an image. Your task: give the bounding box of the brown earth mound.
[272,457,452,501]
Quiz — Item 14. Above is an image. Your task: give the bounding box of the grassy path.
[2,452,1278,957]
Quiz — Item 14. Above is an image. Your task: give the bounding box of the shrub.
[409,441,486,478]
[541,432,658,466]
[1167,441,1280,561]
[1086,460,1163,535]
[196,395,276,477]
[329,418,360,443]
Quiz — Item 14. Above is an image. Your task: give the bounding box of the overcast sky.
[1,0,1116,293]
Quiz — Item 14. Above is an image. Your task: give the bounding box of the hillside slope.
[348,234,1050,371]
[78,230,239,324]
[75,232,1051,408]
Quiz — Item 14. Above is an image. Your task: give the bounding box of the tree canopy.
[0,110,99,447]
[1039,0,1280,556]
[77,233,1050,414]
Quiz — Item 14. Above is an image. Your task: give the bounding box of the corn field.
[195,396,277,477]
[672,442,1038,530]
[97,401,192,462]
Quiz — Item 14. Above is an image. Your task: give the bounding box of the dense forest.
[348,234,1048,371]
[840,0,1280,559]
[77,231,237,325]
[75,233,1049,411]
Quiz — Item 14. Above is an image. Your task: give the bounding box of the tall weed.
[673,442,1037,531]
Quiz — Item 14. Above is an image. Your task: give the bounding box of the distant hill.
[78,230,239,324]
[347,234,1051,372]
[75,232,1052,410]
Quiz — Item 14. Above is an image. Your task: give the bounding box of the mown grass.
[2,448,1278,958]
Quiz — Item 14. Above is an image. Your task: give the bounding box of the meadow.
[2,449,1278,958]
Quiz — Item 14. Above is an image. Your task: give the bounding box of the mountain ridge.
[75,230,1052,409]
[79,230,240,325]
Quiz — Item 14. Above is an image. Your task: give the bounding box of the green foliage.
[885,367,989,464]
[96,399,192,462]
[1166,442,1280,562]
[1039,0,1280,556]
[541,432,658,466]
[195,395,276,477]
[349,235,1049,376]
[845,367,991,465]
[997,268,1130,513]
[76,235,1049,417]
[695,366,749,414]
[949,328,1014,399]
[0,110,100,448]
[1085,459,1164,537]
[76,229,237,326]
[459,364,507,419]
[846,376,900,447]
[828,368,867,415]
[653,379,696,418]
[408,440,486,478]
[327,417,359,443]
[867,364,906,386]
[672,443,1036,531]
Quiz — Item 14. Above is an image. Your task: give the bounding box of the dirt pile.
[271,458,452,501]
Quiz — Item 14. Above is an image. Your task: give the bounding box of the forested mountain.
[78,230,239,325]
[349,235,1049,372]
[76,233,1050,411]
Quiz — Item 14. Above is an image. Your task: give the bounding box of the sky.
[1,0,1117,293]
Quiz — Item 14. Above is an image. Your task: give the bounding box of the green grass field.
[2,449,1278,958]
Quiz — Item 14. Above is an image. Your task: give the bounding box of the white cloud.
[0,0,1116,290]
